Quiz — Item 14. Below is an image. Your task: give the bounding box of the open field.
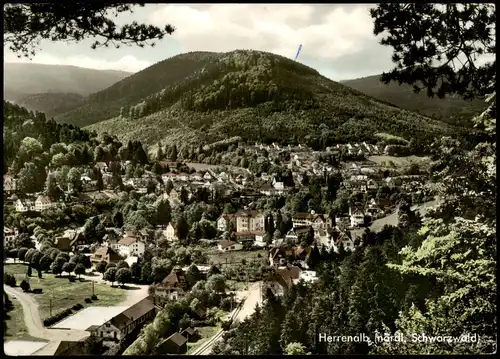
[186,325,221,354]
[186,162,246,173]
[374,132,409,144]
[368,155,431,168]
[4,264,126,320]
[4,298,45,342]
[207,249,267,267]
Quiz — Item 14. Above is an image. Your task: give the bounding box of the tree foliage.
[4,3,175,58]
[370,4,496,100]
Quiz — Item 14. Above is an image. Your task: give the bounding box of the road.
[192,282,262,355]
[4,285,90,354]
[3,270,150,355]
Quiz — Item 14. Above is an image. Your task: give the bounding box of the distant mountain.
[3,63,132,104]
[14,92,85,118]
[55,50,456,148]
[341,74,487,127]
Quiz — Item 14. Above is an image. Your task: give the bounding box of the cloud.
[4,4,387,79]
[4,52,150,73]
[150,4,377,61]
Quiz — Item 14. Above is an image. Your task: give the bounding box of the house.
[310,214,331,231]
[294,246,312,268]
[70,231,91,251]
[203,171,215,181]
[35,195,56,211]
[155,267,187,301]
[157,332,188,354]
[93,296,156,346]
[349,207,365,228]
[102,229,121,250]
[216,214,236,232]
[332,229,355,252]
[4,175,17,194]
[3,227,18,247]
[52,337,104,356]
[262,265,301,298]
[91,246,122,266]
[181,327,200,342]
[314,229,330,247]
[284,229,299,244]
[253,231,267,247]
[217,240,243,252]
[164,222,179,242]
[291,211,317,228]
[268,246,295,267]
[15,198,35,212]
[234,210,265,232]
[300,270,318,283]
[117,234,146,258]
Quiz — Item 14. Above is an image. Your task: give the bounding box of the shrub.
[72,304,82,311]
[43,308,73,327]
[221,320,232,330]
[91,294,98,300]
[84,297,92,303]
[4,273,16,287]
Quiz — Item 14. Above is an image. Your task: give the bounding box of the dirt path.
[4,275,149,355]
[3,285,90,343]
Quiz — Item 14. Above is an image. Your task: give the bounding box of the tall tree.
[96,168,104,192]
[170,144,178,162]
[45,172,60,199]
[370,3,495,100]
[369,4,496,355]
[4,4,175,58]
[176,215,189,242]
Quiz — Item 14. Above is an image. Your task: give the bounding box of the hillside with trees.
[4,63,132,104]
[341,74,487,127]
[209,3,496,356]
[54,50,457,148]
[13,92,85,119]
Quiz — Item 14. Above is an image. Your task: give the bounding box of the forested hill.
[57,50,456,148]
[341,74,487,127]
[14,92,85,119]
[4,63,132,103]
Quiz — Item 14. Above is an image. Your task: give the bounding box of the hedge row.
[42,296,99,327]
[43,308,73,327]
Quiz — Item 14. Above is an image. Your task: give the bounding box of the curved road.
[4,285,90,343]
[4,270,150,355]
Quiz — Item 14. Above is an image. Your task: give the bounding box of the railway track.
[191,301,245,355]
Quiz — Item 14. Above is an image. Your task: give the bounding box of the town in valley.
[3,3,496,356]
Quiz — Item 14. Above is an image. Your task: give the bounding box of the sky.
[4,4,396,81]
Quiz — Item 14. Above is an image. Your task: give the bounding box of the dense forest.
[342,74,487,127]
[76,50,457,149]
[13,92,85,118]
[212,3,497,356]
[4,63,131,102]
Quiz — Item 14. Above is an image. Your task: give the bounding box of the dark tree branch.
[3,3,175,58]
[370,3,496,100]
